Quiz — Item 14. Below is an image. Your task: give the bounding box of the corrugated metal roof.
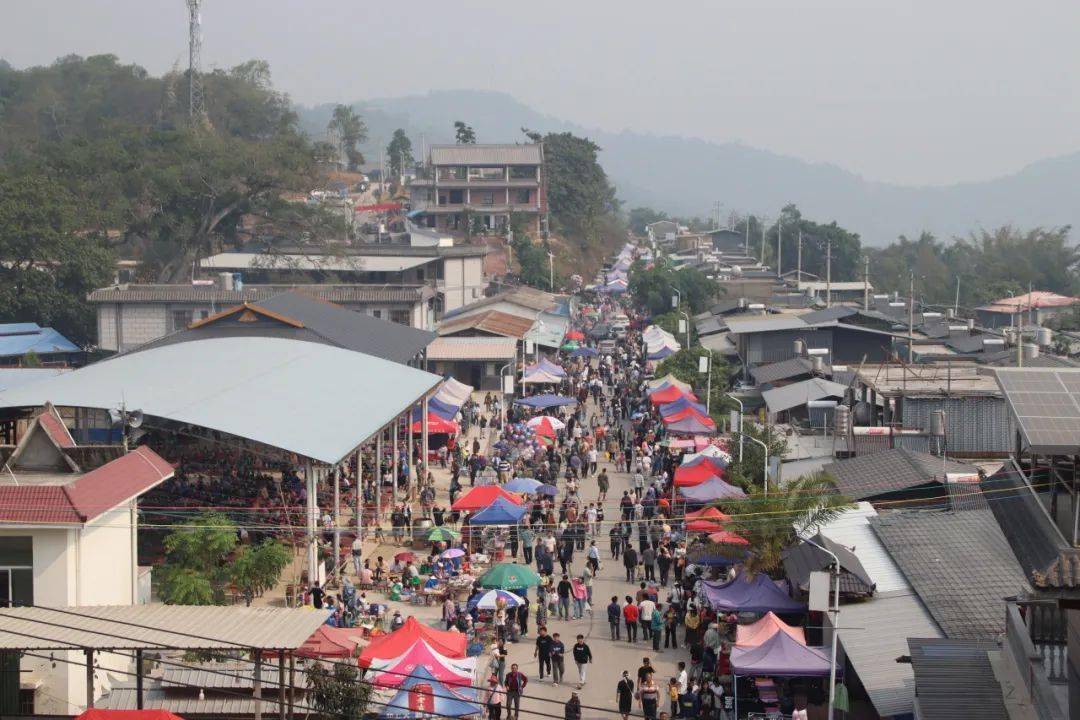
[438,310,535,339]
[979,291,1079,313]
[0,369,67,393]
[0,324,80,358]
[725,315,814,334]
[871,509,1031,640]
[430,144,543,166]
[0,337,442,464]
[822,449,977,502]
[442,287,557,317]
[762,377,848,413]
[908,638,1009,720]
[100,685,264,715]
[798,502,911,592]
[0,605,330,650]
[525,313,569,348]
[798,306,857,324]
[88,283,433,304]
[199,253,434,273]
[699,332,737,355]
[426,336,517,361]
[750,357,818,385]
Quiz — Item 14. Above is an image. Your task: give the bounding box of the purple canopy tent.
[514,393,577,409]
[660,397,709,417]
[679,478,747,502]
[729,632,831,718]
[647,345,677,361]
[666,415,716,435]
[536,357,566,377]
[700,570,807,614]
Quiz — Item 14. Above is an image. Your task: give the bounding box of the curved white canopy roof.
[0,337,441,464]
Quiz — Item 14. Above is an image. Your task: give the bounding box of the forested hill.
[299,89,1080,245]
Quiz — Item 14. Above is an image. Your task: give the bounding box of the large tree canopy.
[541,131,619,242]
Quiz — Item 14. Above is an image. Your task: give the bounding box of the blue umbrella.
[535,483,559,496]
[475,589,526,609]
[470,497,528,525]
[504,477,543,493]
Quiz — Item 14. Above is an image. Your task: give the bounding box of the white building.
[0,405,174,713]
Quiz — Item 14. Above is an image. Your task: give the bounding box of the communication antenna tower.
[186,0,206,122]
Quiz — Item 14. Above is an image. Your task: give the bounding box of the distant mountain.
[297,90,1080,245]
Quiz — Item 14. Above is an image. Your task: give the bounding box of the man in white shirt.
[638,597,656,640]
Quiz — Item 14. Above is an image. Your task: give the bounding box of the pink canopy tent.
[366,639,477,688]
[735,611,807,648]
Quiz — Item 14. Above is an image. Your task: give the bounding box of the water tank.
[811,356,825,374]
[807,347,830,356]
[967,318,975,332]
[946,308,956,319]
[1004,327,1017,346]
[892,291,900,302]
[852,401,873,425]
[929,410,946,437]
[737,297,747,309]
[1037,327,1053,347]
[1023,343,1040,360]
[793,339,806,356]
[217,272,234,291]
[835,405,851,436]
[232,273,244,292]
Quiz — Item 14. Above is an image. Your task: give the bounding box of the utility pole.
[744,215,750,255]
[863,256,870,309]
[797,230,803,286]
[908,271,915,360]
[776,218,783,279]
[760,223,766,266]
[954,277,960,317]
[547,252,554,291]
[826,239,832,308]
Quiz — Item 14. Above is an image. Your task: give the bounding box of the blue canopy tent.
[514,393,577,409]
[536,357,566,377]
[379,666,483,719]
[426,395,461,421]
[504,477,543,494]
[647,345,677,361]
[568,347,599,359]
[660,397,709,417]
[666,415,716,435]
[470,497,527,525]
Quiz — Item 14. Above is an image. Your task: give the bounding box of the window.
[515,189,531,204]
[479,192,495,206]
[509,165,537,180]
[171,309,192,332]
[390,310,410,326]
[486,363,498,375]
[468,167,505,180]
[0,538,33,607]
[371,309,383,319]
[448,190,464,204]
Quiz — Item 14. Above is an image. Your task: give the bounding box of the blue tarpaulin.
[568,347,599,358]
[514,393,577,409]
[701,571,807,614]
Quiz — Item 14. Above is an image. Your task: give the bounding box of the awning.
[700,571,806,614]
[679,478,747,502]
[514,393,576,409]
[730,631,830,677]
[735,612,807,647]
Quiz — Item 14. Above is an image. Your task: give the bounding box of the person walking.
[638,595,656,642]
[484,675,505,720]
[607,596,622,640]
[587,541,601,573]
[623,596,639,642]
[534,626,553,681]
[657,545,672,587]
[664,606,679,650]
[642,544,656,582]
[565,692,582,720]
[551,632,566,686]
[504,664,528,720]
[557,575,573,620]
[639,672,659,720]
[616,671,636,720]
[650,603,664,652]
[521,525,535,565]
[623,544,639,583]
[572,634,593,689]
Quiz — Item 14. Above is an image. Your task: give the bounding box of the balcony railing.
[1005,602,1068,720]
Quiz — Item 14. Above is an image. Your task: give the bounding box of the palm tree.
[719,472,850,576]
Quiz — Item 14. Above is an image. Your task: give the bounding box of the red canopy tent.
[565,330,585,341]
[648,385,697,405]
[296,625,368,659]
[662,407,713,424]
[358,617,467,668]
[674,463,725,487]
[708,529,749,546]
[686,507,732,523]
[410,415,460,435]
[686,519,726,533]
[450,485,524,511]
[78,713,184,720]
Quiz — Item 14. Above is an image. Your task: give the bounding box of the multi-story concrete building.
[409,144,546,235]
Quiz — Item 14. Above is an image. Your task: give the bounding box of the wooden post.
[253,649,263,720]
[288,653,296,720]
[278,650,286,720]
[135,649,144,710]
[84,649,94,709]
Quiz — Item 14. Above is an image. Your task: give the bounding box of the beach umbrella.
[441,548,466,559]
[479,562,542,589]
[504,477,543,494]
[708,530,750,546]
[475,589,526,609]
[395,551,416,562]
[526,415,566,431]
[535,483,559,496]
[427,527,461,542]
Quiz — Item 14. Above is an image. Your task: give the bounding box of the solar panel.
[994,368,1080,454]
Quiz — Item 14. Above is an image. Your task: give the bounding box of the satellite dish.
[127,410,144,429]
[108,408,124,427]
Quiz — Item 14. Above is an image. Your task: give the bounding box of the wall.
[902,395,1015,455]
[78,507,135,605]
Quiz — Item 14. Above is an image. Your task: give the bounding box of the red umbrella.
[686,507,732,523]
[410,414,460,434]
[565,330,585,341]
[450,485,524,511]
[708,530,749,546]
[395,551,416,562]
[686,519,725,533]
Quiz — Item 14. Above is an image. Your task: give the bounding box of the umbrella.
[535,483,559,496]
[686,519,725,533]
[427,527,461,542]
[441,548,466,559]
[470,497,527,525]
[708,530,750,546]
[475,589,526,609]
[526,415,566,431]
[561,341,580,351]
[565,330,585,341]
[394,551,415,562]
[504,477,543,494]
[479,562,542,589]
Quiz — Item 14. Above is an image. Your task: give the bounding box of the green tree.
[627,207,669,235]
[655,345,731,418]
[307,661,371,719]
[454,121,476,144]
[385,129,414,180]
[769,204,864,280]
[628,259,719,315]
[541,132,619,242]
[327,105,367,171]
[723,422,789,489]
[230,540,292,606]
[0,171,114,344]
[720,472,848,575]
[511,235,552,290]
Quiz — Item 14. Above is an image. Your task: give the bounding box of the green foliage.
[868,226,1079,308]
[230,540,292,606]
[733,205,863,280]
[628,259,719,315]
[723,422,789,489]
[511,235,552,290]
[307,661,372,720]
[628,207,670,235]
[327,105,367,171]
[655,346,731,416]
[385,129,414,180]
[541,132,619,242]
[720,471,849,575]
[453,121,476,144]
[0,171,114,344]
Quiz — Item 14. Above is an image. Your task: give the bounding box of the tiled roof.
[823,449,977,502]
[430,144,543,166]
[871,509,1031,639]
[749,357,818,385]
[980,291,1079,313]
[89,283,433,304]
[907,638,1009,720]
[0,446,174,524]
[37,405,75,449]
[438,310,534,339]
[426,336,518,361]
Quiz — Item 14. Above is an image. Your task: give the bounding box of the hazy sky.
[4,0,1078,186]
